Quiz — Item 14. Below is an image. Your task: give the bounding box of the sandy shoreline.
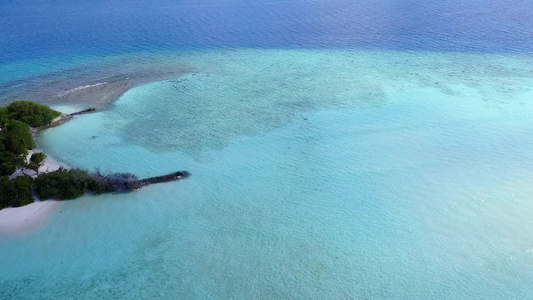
[0,200,60,235]
[2,153,67,235]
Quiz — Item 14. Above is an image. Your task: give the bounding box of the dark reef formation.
[98,171,191,192]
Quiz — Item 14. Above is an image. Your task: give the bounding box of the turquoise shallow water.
[1,49,533,298]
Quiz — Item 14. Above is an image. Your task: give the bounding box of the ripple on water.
[3,49,533,299]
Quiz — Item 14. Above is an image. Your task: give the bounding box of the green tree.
[5,100,60,127]
[0,120,35,176]
[3,120,35,152]
[0,107,10,129]
[0,176,34,209]
[34,169,110,200]
[0,151,21,176]
[0,101,61,177]
[28,152,46,174]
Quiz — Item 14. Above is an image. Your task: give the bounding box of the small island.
[0,100,189,211]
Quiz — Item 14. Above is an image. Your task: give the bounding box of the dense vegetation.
[0,101,59,177]
[0,168,113,209]
[34,169,110,200]
[0,100,61,127]
[0,120,36,176]
[0,100,62,209]
[28,152,46,174]
[0,176,34,208]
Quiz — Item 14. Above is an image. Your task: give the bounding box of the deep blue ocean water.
[1,0,533,63]
[1,0,533,299]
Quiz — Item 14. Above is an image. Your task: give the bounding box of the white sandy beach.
[0,200,59,234]
[9,149,68,179]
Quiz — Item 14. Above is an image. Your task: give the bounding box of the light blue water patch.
[41,49,533,157]
[2,49,533,298]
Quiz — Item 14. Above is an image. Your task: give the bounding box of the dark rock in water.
[133,171,190,189]
[69,108,96,116]
[96,170,190,192]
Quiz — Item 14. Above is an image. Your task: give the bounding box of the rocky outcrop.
[94,171,190,192]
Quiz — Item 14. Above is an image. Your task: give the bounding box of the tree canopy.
[29,152,46,174]
[0,175,34,208]
[1,100,60,127]
[34,169,110,200]
[0,120,35,176]
[0,100,59,177]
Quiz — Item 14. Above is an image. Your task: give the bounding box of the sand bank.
[0,200,59,235]
[0,56,192,108]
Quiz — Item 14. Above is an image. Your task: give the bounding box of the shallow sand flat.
[0,55,193,108]
[0,200,59,235]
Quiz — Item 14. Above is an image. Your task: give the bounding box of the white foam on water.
[57,82,108,97]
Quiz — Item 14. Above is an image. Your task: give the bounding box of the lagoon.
[1,0,533,298]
